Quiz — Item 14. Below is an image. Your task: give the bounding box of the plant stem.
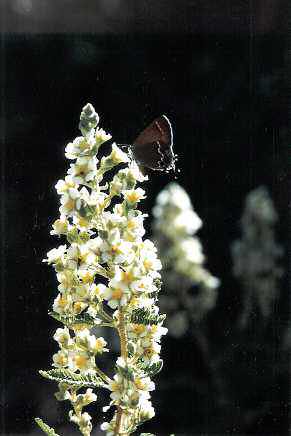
[118,309,128,361]
[115,406,123,435]
[114,308,128,436]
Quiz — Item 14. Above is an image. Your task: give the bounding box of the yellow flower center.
[94,285,103,296]
[143,259,153,270]
[79,252,89,264]
[73,301,84,314]
[79,140,90,151]
[65,198,76,212]
[110,381,119,392]
[58,295,68,308]
[121,271,134,284]
[129,296,139,307]
[111,245,121,255]
[137,282,145,291]
[111,288,123,300]
[75,164,88,177]
[127,219,137,230]
[150,325,158,334]
[94,338,105,353]
[81,272,94,284]
[74,354,88,369]
[144,347,155,358]
[60,180,75,192]
[134,378,146,390]
[133,324,146,335]
[78,217,89,227]
[127,192,140,203]
[55,354,68,366]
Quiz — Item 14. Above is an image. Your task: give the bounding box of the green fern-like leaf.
[130,308,166,325]
[35,418,60,436]
[48,311,96,328]
[138,360,163,377]
[39,368,108,389]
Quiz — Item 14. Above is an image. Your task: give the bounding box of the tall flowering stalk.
[232,186,283,328]
[36,104,167,436]
[152,182,219,337]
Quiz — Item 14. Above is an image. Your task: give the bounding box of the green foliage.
[34,418,60,436]
[130,308,166,326]
[48,311,95,328]
[39,368,108,389]
[139,360,163,377]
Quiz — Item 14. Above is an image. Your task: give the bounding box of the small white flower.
[131,276,154,295]
[148,324,168,341]
[103,284,130,309]
[134,376,155,393]
[65,243,79,270]
[139,398,155,420]
[127,161,148,182]
[65,136,96,160]
[108,373,124,401]
[52,293,72,314]
[109,143,129,164]
[81,388,97,405]
[68,350,95,373]
[53,327,73,347]
[53,349,69,368]
[123,211,146,241]
[138,341,161,363]
[76,329,109,354]
[50,216,70,236]
[68,156,97,184]
[100,230,134,265]
[123,188,146,205]
[69,411,92,433]
[57,270,76,291]
[55,176,77,194]
[95,127,112,145]
[90,282,107,300]
[43,245,67,265]
[59,188,80,216]
[128,323,148,340]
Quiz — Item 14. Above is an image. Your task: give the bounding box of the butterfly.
[120,115,177,172]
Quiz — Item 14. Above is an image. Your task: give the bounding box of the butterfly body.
[120,115,177,172]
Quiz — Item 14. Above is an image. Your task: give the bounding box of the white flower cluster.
[152,182,219,337]
[41,104,166,436]
[232,186,283,328]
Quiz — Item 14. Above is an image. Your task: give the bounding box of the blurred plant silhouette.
[231,186,283,329]
[152,182,219,338]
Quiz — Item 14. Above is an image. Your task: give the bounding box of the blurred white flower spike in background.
[231,186,283,329]
[36,104,167,436]
[152,182,220,338]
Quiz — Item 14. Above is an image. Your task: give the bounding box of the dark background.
[1,1,290,435]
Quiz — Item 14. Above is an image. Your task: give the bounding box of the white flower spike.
[39,104,167,436]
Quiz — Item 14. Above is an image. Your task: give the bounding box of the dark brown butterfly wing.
[131,115,176,172]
